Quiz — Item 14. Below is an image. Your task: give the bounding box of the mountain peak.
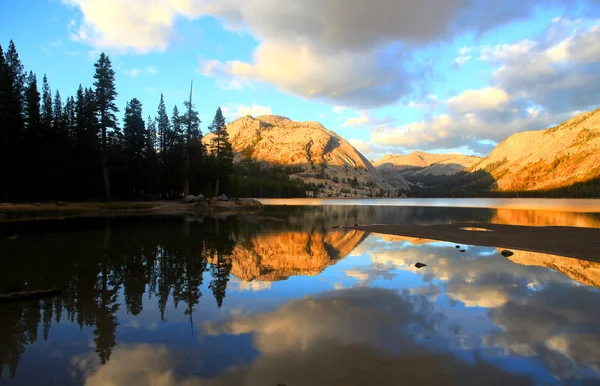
[205,116,407,195]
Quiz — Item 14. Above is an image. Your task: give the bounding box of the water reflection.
[0,208,599,385]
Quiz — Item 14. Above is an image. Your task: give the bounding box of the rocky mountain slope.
[203,115,407,195]
[374,151,482,176]
[473,108,600,191]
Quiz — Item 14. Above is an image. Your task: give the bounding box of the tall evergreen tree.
[145,115,159,195]
[52,90,62,130]
[93,53,118,201]
[181,81,203,196]
[209,107,234,197]
[156,94,170,193]
[1,41,26,201]
[122,98,145,197]
[23,72,41,199]
[156,94,170,164]
[41,74,53,130]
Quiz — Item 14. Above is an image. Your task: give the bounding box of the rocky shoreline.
[0,197,263,222]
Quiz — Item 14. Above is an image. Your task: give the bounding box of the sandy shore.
[355,223,600,262]
[0,199,262,222]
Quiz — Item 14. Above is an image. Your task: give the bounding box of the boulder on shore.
[192,194,205,202]
[217,194,228,201]
[183,195,196,203]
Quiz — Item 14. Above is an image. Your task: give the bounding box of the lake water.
[1,203,600,385]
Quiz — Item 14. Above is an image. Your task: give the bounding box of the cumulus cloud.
[64,0,598,105]
[221,103,273,119]
[364,20,600,153]
[447,88,510,113]
[342,112,370,127]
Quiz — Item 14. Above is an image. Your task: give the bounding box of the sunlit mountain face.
[1,206,600,385]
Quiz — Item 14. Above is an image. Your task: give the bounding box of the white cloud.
[333,106,347,114]
[364,21,600,153]
[342,113,370,127]
[146,65,158,74]
[124,68,142,77]
[453,55,472,66]
[447,87,510,113]
[221,103,273,119]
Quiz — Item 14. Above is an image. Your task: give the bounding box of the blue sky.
[1,0,599,159]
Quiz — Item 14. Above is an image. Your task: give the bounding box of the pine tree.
[52,90,62,131]
[156,94,170,193]
[181,81,203,196]
[122,98,145,197]
[93,53,119,201]
[1,41,26,201]
[41,74,53,130]
[23,72,41,200]
[156,94,170,165]
[209,107,234,196]
[145,114,159,195]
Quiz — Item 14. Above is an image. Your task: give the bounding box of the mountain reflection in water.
[0,206,599,385]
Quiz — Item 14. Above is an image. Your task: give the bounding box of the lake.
[1,202,600,385]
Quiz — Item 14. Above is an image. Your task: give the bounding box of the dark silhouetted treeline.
[0,40,307,202]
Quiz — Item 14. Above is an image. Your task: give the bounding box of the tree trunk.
[102,152,110,201]
[102,125,110,201]
[183,146,190,196]
[215,177,220,198]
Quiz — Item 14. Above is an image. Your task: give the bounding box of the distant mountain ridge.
[203,115,408,196]
[472,107,600,192]
[375,151,482,175]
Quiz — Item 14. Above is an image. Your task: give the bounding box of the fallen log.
[0,289,61,303]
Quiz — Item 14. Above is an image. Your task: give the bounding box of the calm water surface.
[1,205,599,385]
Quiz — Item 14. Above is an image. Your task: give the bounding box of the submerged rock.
[460,249,466,252]
[501,250,514,257]
[415,262,427,268]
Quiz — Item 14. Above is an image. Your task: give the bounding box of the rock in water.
[217,194,228,201]
[460,249,466,252]
[183,195,196,203]
[415,262,427,268]
[332,225,340,229]
[501,250,514,257]
[455,245,461,248]
[192,194,205,202]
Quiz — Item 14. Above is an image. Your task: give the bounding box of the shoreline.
[0,199,263,222]
[354,223,600,262]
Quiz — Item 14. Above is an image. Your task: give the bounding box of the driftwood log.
[0,289,61,303]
